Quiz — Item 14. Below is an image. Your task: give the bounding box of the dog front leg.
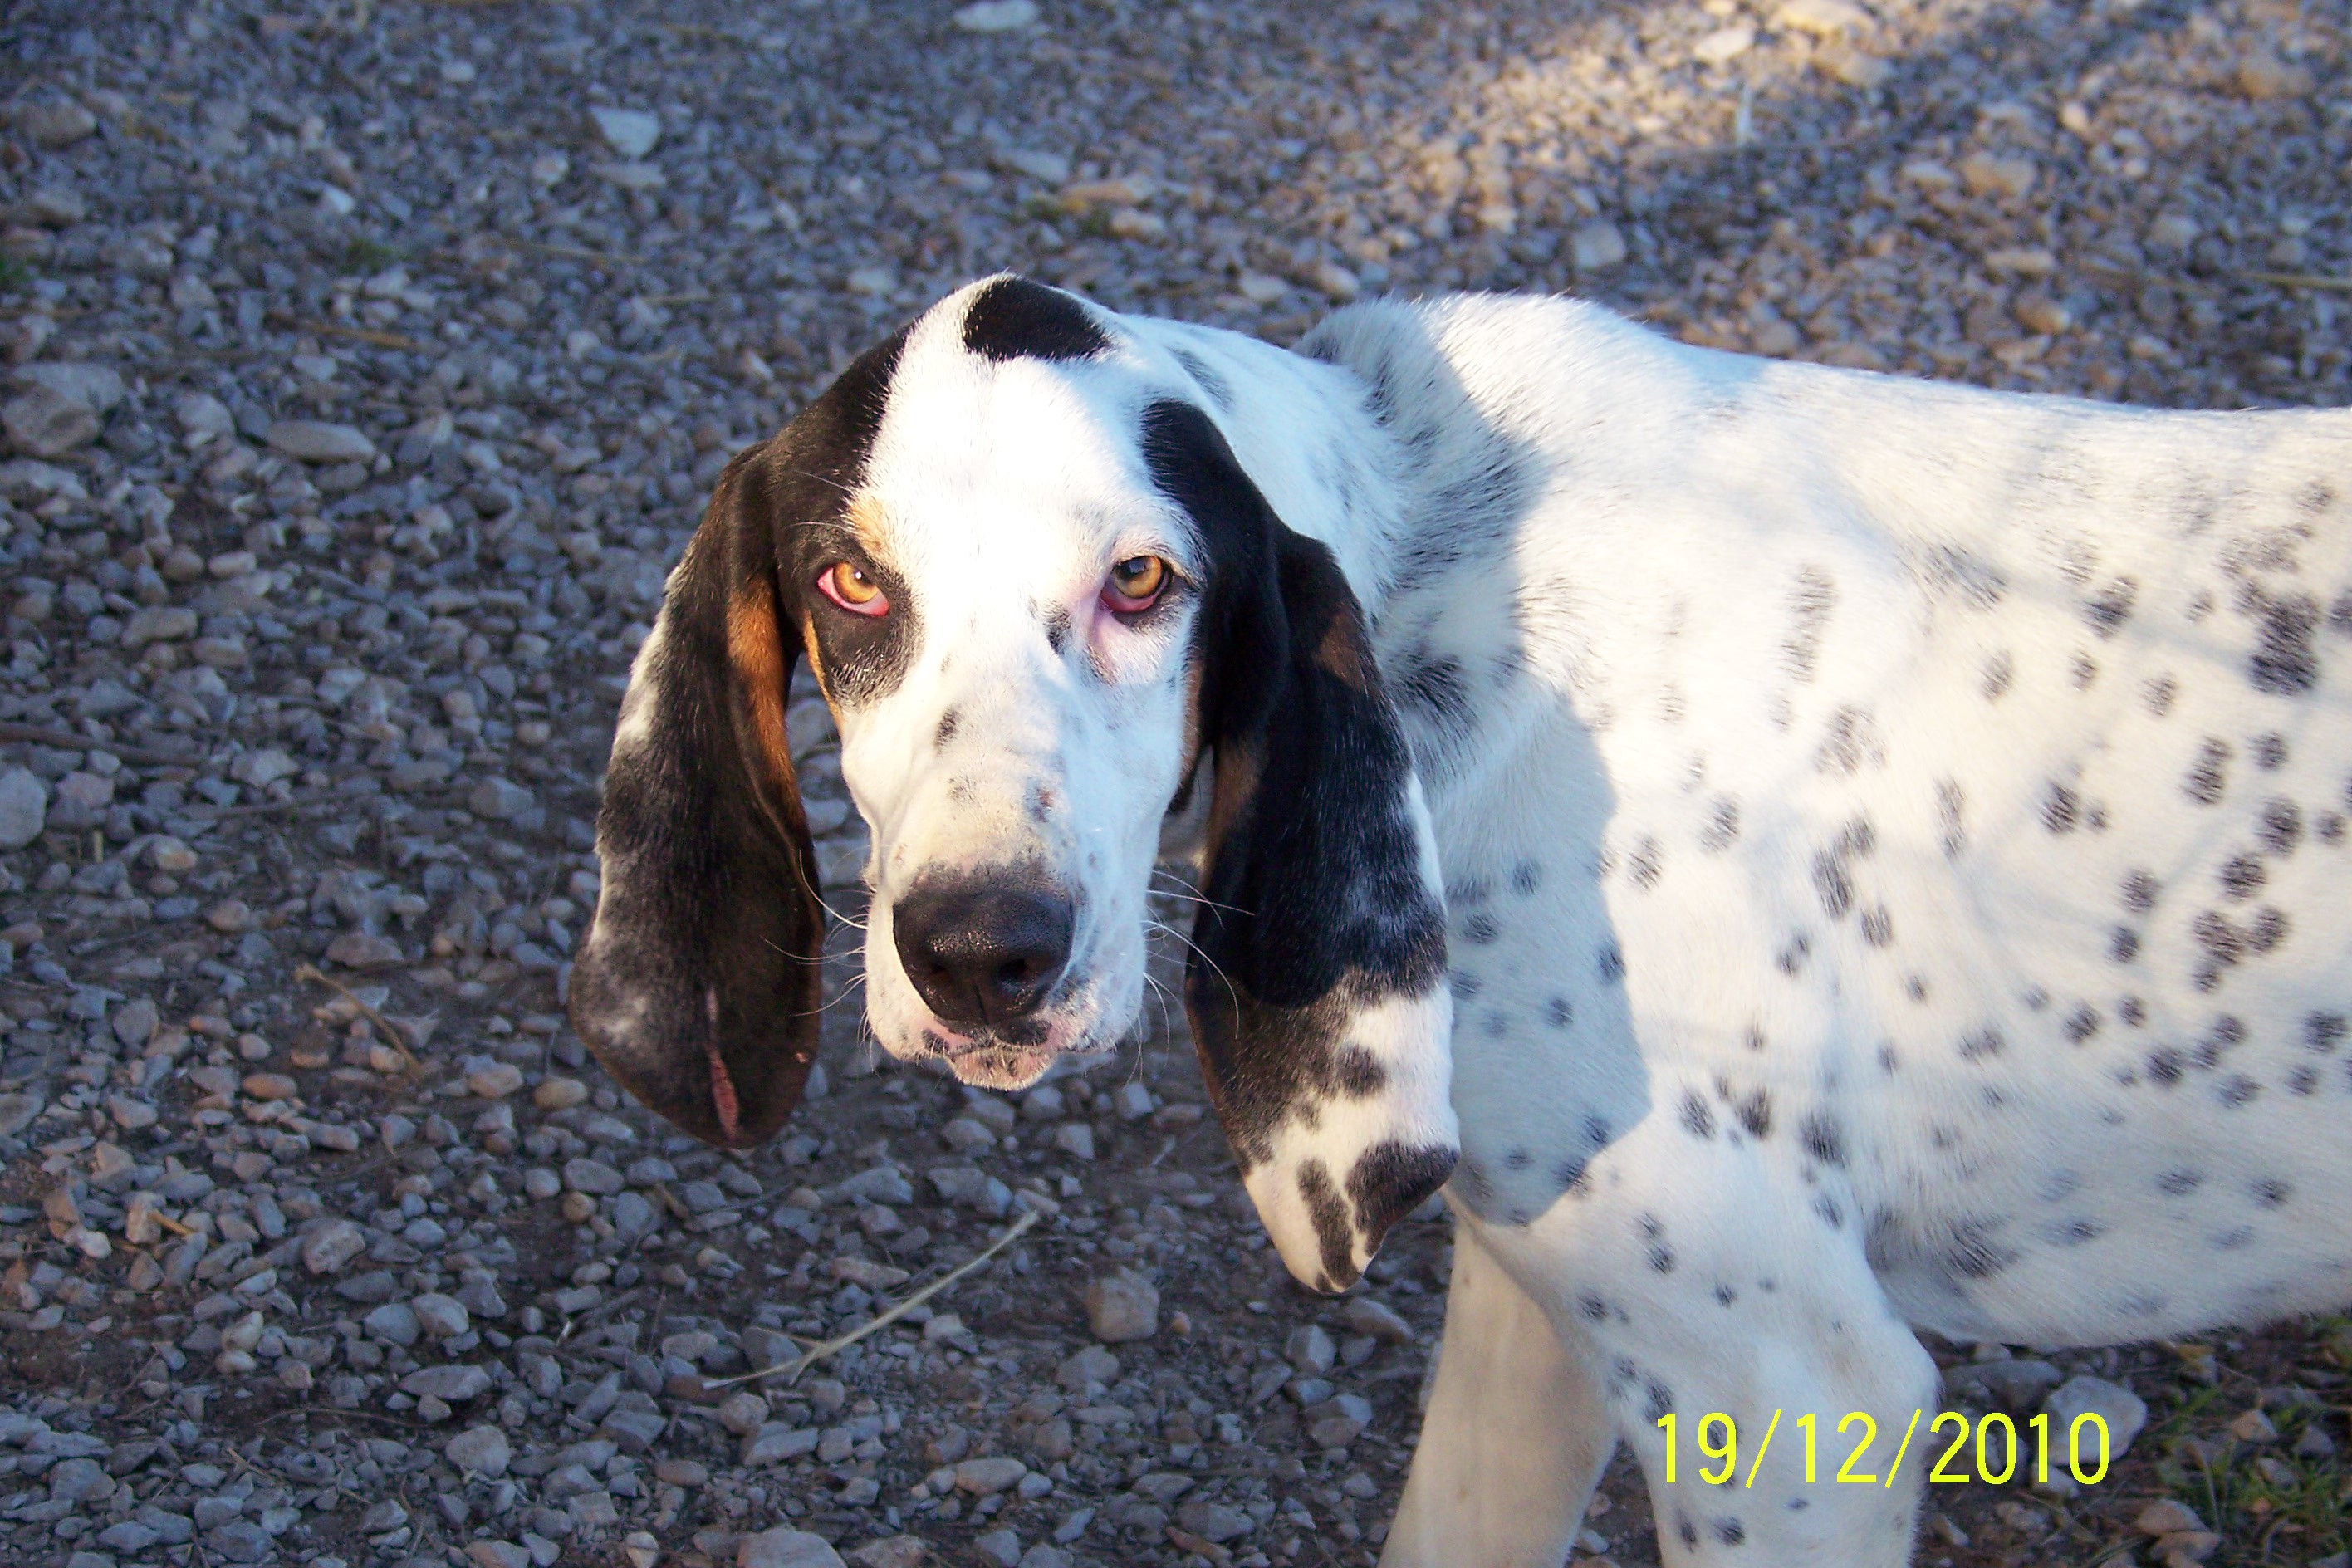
[1383,1223,1611,1568]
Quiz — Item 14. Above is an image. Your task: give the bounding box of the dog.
[571,273,2352,1566]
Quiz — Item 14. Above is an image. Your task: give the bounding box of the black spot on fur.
[2044,782,2080,834]
[2217,1074,2259,1107]
[1545,997,1573,1028]
[1800,1113,1846,1168]
[2111,926,2141,963]
[1958,1029,2004,1062]
[2306,1012,2348,1053]
[1783,566,1836,681]
[2219,855,2266,900]
[1681,1092,1716,1139]
[2084,577,2136,637]
[2158,1169,2202,1195]
[1328,1044,1386,1098]
[1345,1142,1456,1259]
[1296,1159,1355,1290]
[1169,346,1233,411]
[2258,799,2302,855]
[1860,906,1894,947]
[1700,796,1741,850]
[934,708,960,747]
[1510,860,1541,894]
[2122,870,2161,914]
[961,276,1111,363]
[1598,943,1625,983]
[1735,1090,1771,1139]
[2065,1006,2101,1044]
[1461,913,1500,945]
[1812,852,1853,919]
[1042,605,1071,654]
[1713,1519,1747,1546]
[1646,1381,1675,1423]
[2253,1178,2291,1208]
[2185,738,2231,805]
[2247,590,2321,694]
[2252,732,2289,770]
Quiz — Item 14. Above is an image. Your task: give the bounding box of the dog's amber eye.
[1103,555,1169,612]
[818,561,889,616]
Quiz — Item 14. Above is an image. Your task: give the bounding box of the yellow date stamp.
[1656,1410,2114,1487]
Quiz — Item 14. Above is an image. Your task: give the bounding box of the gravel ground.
[2,2,2348,1568]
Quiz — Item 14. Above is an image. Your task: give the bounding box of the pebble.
[1083,1269,1159,1343]
[2041,1375,2149,1460]
[446,1424,513,1477]
[300,1218,366,1275]
[263,420,377,463]
[0,768,47,848]
[590,107,662,159]
[401,1365,494,1402]
[956,1457,1031,1496]
[737,1527,845,1568]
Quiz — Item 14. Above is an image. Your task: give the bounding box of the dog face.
[571,277,1457,1289]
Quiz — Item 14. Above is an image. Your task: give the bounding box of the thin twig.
[703,1208,1041,1392]
[2237,268,2352,293]
[292,964,429,1079]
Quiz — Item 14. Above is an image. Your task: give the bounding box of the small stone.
[1083,1269,1158,1343]
[1174,1499,1255,1543]
[19,101,100,148]
[955,1456,1029,1496]
[1773,0,1871,36]
[973,1528,1022,1568]
[469,777,537,821]
[590,108,662,159]
[534,1076,589,1110]
[953,0,1040,32]
[1017,1548,1073,1568]
[743,1423,821,1465]
[1342,1297,1412,1343]
[2014,293,2072,336]
[2135,1500,2206,1537]
[265,420,376,463]
[1691,25,1755,65]
[326,931,404,969]
[47,1456,114,1502]
[941,1115,996,1153]
[413,1292,471,1338]
[241,1071,297,1100]
[468,1060,526,1098]
[1570,220,1628,273]
[565,1157,626,1195]
[1957,152,2038,203]
[2236,53,2315,100]
[737,1526,845,1568]
[2227,1407,2278,1443]
[0,768,46,848]
[447,1424,512,1477]
[203,898,253,934]
[654,1457,709,1487]
[1052,1121,1095,1159]
[365,1302,422,1345]
[1110,1082,1154,1121]
[121,605,199,649]
[1057,1345,1120,1390]
[467,1546,531,1568]
[848,1541,931,1568]
[401,1364,494,1402]
[2042,1376,2148,1459]
[301,1218,366,1274]
[1286,1323,1338,1374]
[2,385,99,456]
[523,1168,561,1200]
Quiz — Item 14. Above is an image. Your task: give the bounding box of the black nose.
[892,874,1075,1028]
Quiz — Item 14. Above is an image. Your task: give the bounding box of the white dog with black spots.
[573,274,2352,1566]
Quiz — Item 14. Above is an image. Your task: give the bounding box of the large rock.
[444,1424,512,1477]
[265,420,376,463]
[0,768,47,848]
[2043,1375,2149,1460]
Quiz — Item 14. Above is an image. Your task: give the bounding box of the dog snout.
[893,872,1076,1028]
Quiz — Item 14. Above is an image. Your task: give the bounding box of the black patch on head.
[1296,1159,1356,1291]
[961,276,1112,364]
[1325,1043,1387,1098]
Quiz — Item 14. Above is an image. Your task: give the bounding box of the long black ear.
[1143,401,1458,1293]
[568,448,827,1149]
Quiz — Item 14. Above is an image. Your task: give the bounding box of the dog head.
[571,276,1455,1289]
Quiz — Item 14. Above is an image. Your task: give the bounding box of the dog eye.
[817,561,889,616]
[1102,555,1169,613]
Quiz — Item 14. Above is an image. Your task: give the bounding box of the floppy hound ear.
[567,444,826,1149]
[1144,401,1458,1293]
